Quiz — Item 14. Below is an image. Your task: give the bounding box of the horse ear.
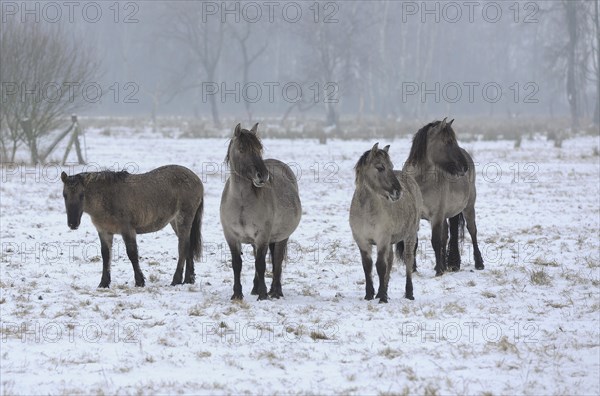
[448,119,454,126]
[440,117,448,129]
[383,145,390,153]
[61,171,68,183]
[234,123,242,137]
[370,142,379,155]
[250,122,259,134]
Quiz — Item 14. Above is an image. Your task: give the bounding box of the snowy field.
[1,127,599,395]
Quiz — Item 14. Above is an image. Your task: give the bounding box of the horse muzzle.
[252,172,269,188]
[388,189,402,202]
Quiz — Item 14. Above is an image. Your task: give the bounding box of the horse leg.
[254,243,269,300]
[251,245,260,295]
[431,220,445,276]
[182,222,196,284]
[98,231,113,288]
[413,236,418,272]
[359,246,374,300]
[269,239,287,299]
[184,239,195,285]
[404,238,416,300]
[463,206,484,270]
[375,246,390,303]
[447,214,461,272]
[172,233,190,286]
[122,231,145,287]
[441,219,448,272]
[225,238,244,300]
[170,218,194,285]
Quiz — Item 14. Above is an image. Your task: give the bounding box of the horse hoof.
[378,296,389,303]
[268,290,283,299]
[475,264,485,270]
[250,288,259,295]
[98,282,110,288]
[405,294,415,301]
[231,293,244,300]
[183,277,195,284]
[257,293,269,301]
[364,294,374,301]
[448,266,460,272]
[435,271,444,277]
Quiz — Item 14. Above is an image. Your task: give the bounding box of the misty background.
[65,1,600,121]
[1,0,599,161]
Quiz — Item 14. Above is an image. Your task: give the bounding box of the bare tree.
[0,20,100,163]
[593,0,600,125]
[229,24,268,122]
[163,2,226,128]
[291,3,373,127]
[565,0,580,130]
[541,1,597,131]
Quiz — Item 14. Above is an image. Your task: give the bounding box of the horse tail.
[396,241,405,262]
[190,198,203,259]
[458,213,465,242]
[449,213,465,244]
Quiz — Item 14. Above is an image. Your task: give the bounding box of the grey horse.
[61,165,204,287]
[350,143,422,302]
[401,118,484,276]
[220,123,302,301]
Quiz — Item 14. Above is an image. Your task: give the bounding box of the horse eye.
[376,166,385,172]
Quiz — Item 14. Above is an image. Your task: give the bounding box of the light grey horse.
[350,143,422,302]
[61,165,204,288]
[220,123,302,301]
[401,118,484,276]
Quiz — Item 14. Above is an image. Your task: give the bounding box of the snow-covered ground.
[1,128,599,395]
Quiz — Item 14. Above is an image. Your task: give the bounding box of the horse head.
[355,143,401,201]
[407,118,469,176]
[226,123,269,188]
[61,171,85,230]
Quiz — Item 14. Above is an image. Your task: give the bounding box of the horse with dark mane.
[400,118,484,275]
[350,143,422,301]
[61,165,204,287]
[220,123,301,301]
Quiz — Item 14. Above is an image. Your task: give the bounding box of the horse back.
[393,170,423,233]
[87,165,203,235]
[264,159,302,240]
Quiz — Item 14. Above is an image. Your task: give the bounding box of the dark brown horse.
[401,118,484,275]
[61,165,204,287]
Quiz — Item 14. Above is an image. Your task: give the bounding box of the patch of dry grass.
[529,268,552,286]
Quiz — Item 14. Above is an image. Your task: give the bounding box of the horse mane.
[84,170,130,184]
[354,149,390,183]
[406,121,438,165]
[225,130,264,164]
[406,120,459,165]
[444,124,458,143]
